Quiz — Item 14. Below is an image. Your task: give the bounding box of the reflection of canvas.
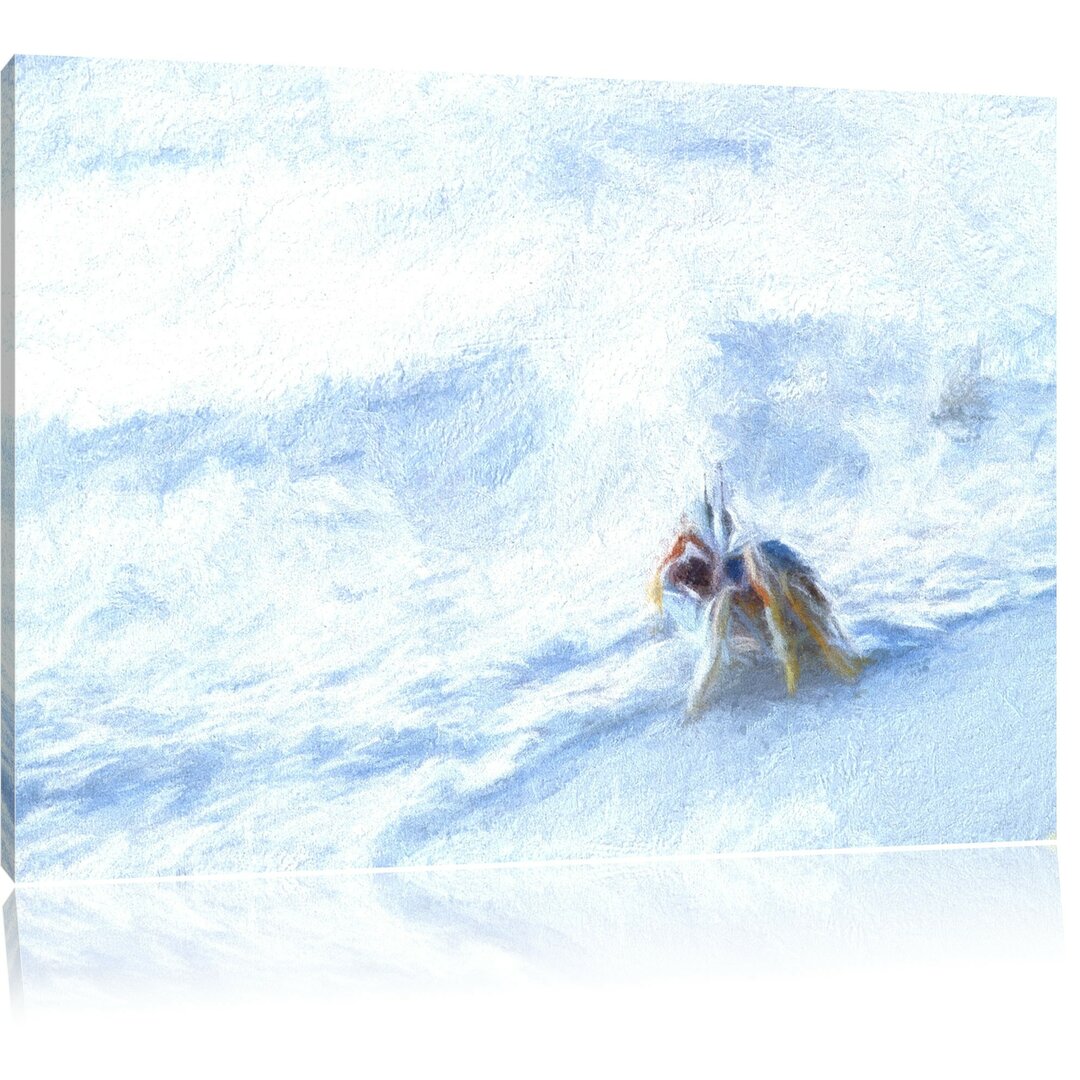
[0,57,1055,881]
[6,847,1063,1005]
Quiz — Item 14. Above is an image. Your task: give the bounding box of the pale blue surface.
[12,58,1056,879]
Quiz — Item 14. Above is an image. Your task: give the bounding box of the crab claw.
[647,566,666,611]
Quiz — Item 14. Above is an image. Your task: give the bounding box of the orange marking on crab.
[651,529,719,611]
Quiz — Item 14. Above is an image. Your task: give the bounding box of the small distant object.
[649,465,864,716]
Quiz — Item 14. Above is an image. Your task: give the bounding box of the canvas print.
[0,57,1055,881]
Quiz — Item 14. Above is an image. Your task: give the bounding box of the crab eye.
[722,553,746,585]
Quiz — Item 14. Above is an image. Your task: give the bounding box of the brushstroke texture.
[11,58,1055,878]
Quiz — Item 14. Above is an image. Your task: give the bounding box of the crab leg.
[730,602,771,650]
[687,587,733,717]
[744,546,800,694]
[763,596,799,694]
[781,578,862,680]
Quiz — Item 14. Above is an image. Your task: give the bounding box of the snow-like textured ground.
[402,593,1055,865]
[9,58,1055,880]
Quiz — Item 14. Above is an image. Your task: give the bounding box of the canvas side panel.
[0,57,14,882]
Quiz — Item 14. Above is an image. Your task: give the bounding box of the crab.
[649,466,864,715]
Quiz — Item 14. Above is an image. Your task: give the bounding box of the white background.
[1,3,1075,1077]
